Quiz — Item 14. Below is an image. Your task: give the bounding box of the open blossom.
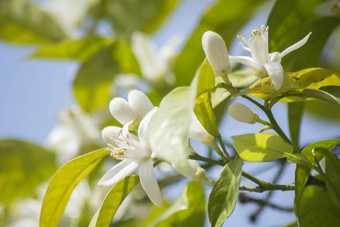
[229,25,311,90]
[98,107,163,207]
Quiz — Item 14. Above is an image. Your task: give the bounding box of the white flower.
[188,112,214,144]
[110,90,154,125]
[202,31,230,82]
[131,32,182,83]
[46,107,101,165]
[98,107,163,207]
[229,25,311,90]
[228,103,258,124]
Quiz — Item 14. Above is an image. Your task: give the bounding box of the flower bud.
[188,112,214,144]
[172,160,210,182]
[110,97,137,125]
[128,90,154,119]
[102,126,121,145]
[228,103,258,124]
[202,31,230,76]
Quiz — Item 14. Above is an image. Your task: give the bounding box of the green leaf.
[298,178,340,227]
[232,133,295,162]
[295,139,340,217]
[30,38,113,62]
[208,156,243,227]
[0,139,56,205]
[0,0,67,44]
[40,148,110,227]
[73,41,140,112]
[153,181,205,227]
[242,68,340,101]
[301,89,340,105]
[267,0,339,72]
[324,152,340,208]
[147,87,193,166]
[89,0,180,39]
[192,60,219,136]
[288,102,304,148]
[173,0,265,86]
[90,175,140,227]
[228,69,257,88]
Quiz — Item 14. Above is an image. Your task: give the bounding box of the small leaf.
[0,139,56,204]
[40,148,110,227]
[228,69,257,88]
[301,89,340,105]
[208,156,243,227]
[232,133,294,162]
[0,0,67,44]
[30,38,113,62]
[153,181,205,227]
[90,175,140,227]
[298,177,340,226]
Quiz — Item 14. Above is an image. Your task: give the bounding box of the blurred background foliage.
[0,0,339,226]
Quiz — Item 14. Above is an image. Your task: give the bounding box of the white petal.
[229,55,259,71]
[188,112,214,144]
[138,107,158,146]
[202,31,230,73]
[128,90,154,119]
[172,159,200,179]
[102,126,121,145]
[279,32,312,58]
[263,62,284,90]
[140,159,163,207]
[97,160,139,187]
[109,97,137,125]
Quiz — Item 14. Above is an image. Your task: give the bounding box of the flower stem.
[208,140,229,163]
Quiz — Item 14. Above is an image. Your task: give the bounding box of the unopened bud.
[102,126,121,144]
[128,90,154,119]
[109,97,137,125]
[228,103,258,124]
[202,31,230,79]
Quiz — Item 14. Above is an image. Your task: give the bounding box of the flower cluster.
[98,90,211,207]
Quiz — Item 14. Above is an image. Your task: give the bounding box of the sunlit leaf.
[147,87,193,166]
[298,177,340,226]
[89,0,180,39]
[173,0,265,86]
[192,60,219,136]
[90,175,140,227]
[30,38,112,62]
[152,181,205,227]
[0,139,56,205]
[0,0,67,44]
[228,69,257,88]
[268,0,339,72]
[208,156,243,227]
[73,41,140,112]
[40,148,110,227]
[232,133,294,162]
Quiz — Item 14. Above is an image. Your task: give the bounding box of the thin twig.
[239,193,294,212]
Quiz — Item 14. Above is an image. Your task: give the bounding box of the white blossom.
[229,25,311,90]
[228,103,258,124]
[188,112,214,144]
[98,107,163,207]
[202,31,230,82]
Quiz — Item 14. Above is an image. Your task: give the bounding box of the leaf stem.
[208,140,229,163]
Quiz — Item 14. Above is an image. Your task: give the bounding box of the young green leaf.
[90,175,140,227]
[30,38,113,62]
[301,89,340,105]
[288,102,304,149]
[0,0,67,44]
[298,177,340,226]
[208,156,243,227]
[152,181,205,227]
[0,139,56,205]
[40,148,110,227]
[232,133,294,162]
[147,87,192,166]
